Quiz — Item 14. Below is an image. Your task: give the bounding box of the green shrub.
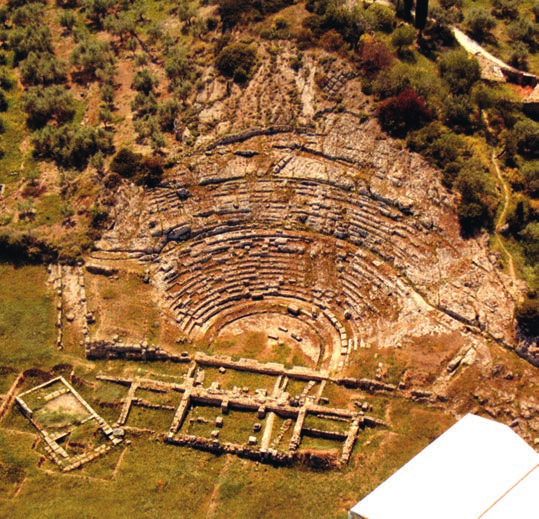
[438,50,481,95]
[157,99,181,131]
[131,91,158,118]
[366,3,394,33]
[70,36,115,79]
[507,119,539,159]
[109,147,164,187]
[391,24,416,52]
[491,0,519,20]
[519,222,539,265]
[104,12,135,44]
[515,295,539,337]
[464,8,496,42]
[407,122,468,187]
[19,52,68,86]
[165,46,190,82]
[21,85,76,129]
[59,10,77,30]
[455,162,497,235]
[508,42,529,71]
[11,3,45,26]
[507,16,536,48]
[7,0,46,6]
[32,124,113,169]
[133,115,160,142]
[109,147,140,178]
[442,94,476,132]
[132,68,158,94]
[8,25,53,63]
[82,0,114,26]
[521,161,539,196]
[215,42,258,83]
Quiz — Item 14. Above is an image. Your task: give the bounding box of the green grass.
[0,264,58,369]
[35,194,64,227]
[0,76,28,185]
[127,406,174,432]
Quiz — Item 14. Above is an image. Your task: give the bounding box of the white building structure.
[349,414,538,519]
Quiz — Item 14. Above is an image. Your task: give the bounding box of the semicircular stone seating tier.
[94,115,515,371]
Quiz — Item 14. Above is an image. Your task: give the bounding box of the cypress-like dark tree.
[415,0,428,31]
[404,0,414,15]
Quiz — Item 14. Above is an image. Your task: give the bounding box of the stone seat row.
[146,179,428,271]
[146,176,423,253]
[160,228,398,320]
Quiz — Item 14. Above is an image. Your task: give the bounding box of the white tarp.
[349,414,539,519]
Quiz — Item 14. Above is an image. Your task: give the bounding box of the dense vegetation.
[0,0,537,335]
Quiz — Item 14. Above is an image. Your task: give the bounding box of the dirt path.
[205,456,232,518]
[490,150,517,288]
[0,373,25,424]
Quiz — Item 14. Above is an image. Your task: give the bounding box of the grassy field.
[0,266,454,518]
[0,264,58,369]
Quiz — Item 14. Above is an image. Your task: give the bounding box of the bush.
[104,12,135,44]
[358,36,394,78]
[8,25,53,63]
[165,46,190,83]
[19,52,68,86]
[217,0,257,30]
[215,42,257,83]
[21,85,76,129]
[439,0,462,7]
[131,91,157,118]
[521,161,539,196]
[70,37,115,79]
[438,50,481,95]
[407,122,468,186]
[391,24,416,52]
[507,17,536,48]
[11,3,45,26]
[377,88,431,137]
[491,0,519,20]
[31,124,113,169]
[515,295,539,337]
[519,222,539,264]
[508,119,539,159]
[109,148,164,187]
[442,94,476,132]
[82,0,114,26]
[59,10,76,30]
[109,147,140,178]
[464,8,496,42]
[133,115,159,142]
[455,162,497,235]
[508,42,529,71]
[321,4,368,47]
[132,68,158,94]
[157,99,180,132]
[366,3,394,32]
